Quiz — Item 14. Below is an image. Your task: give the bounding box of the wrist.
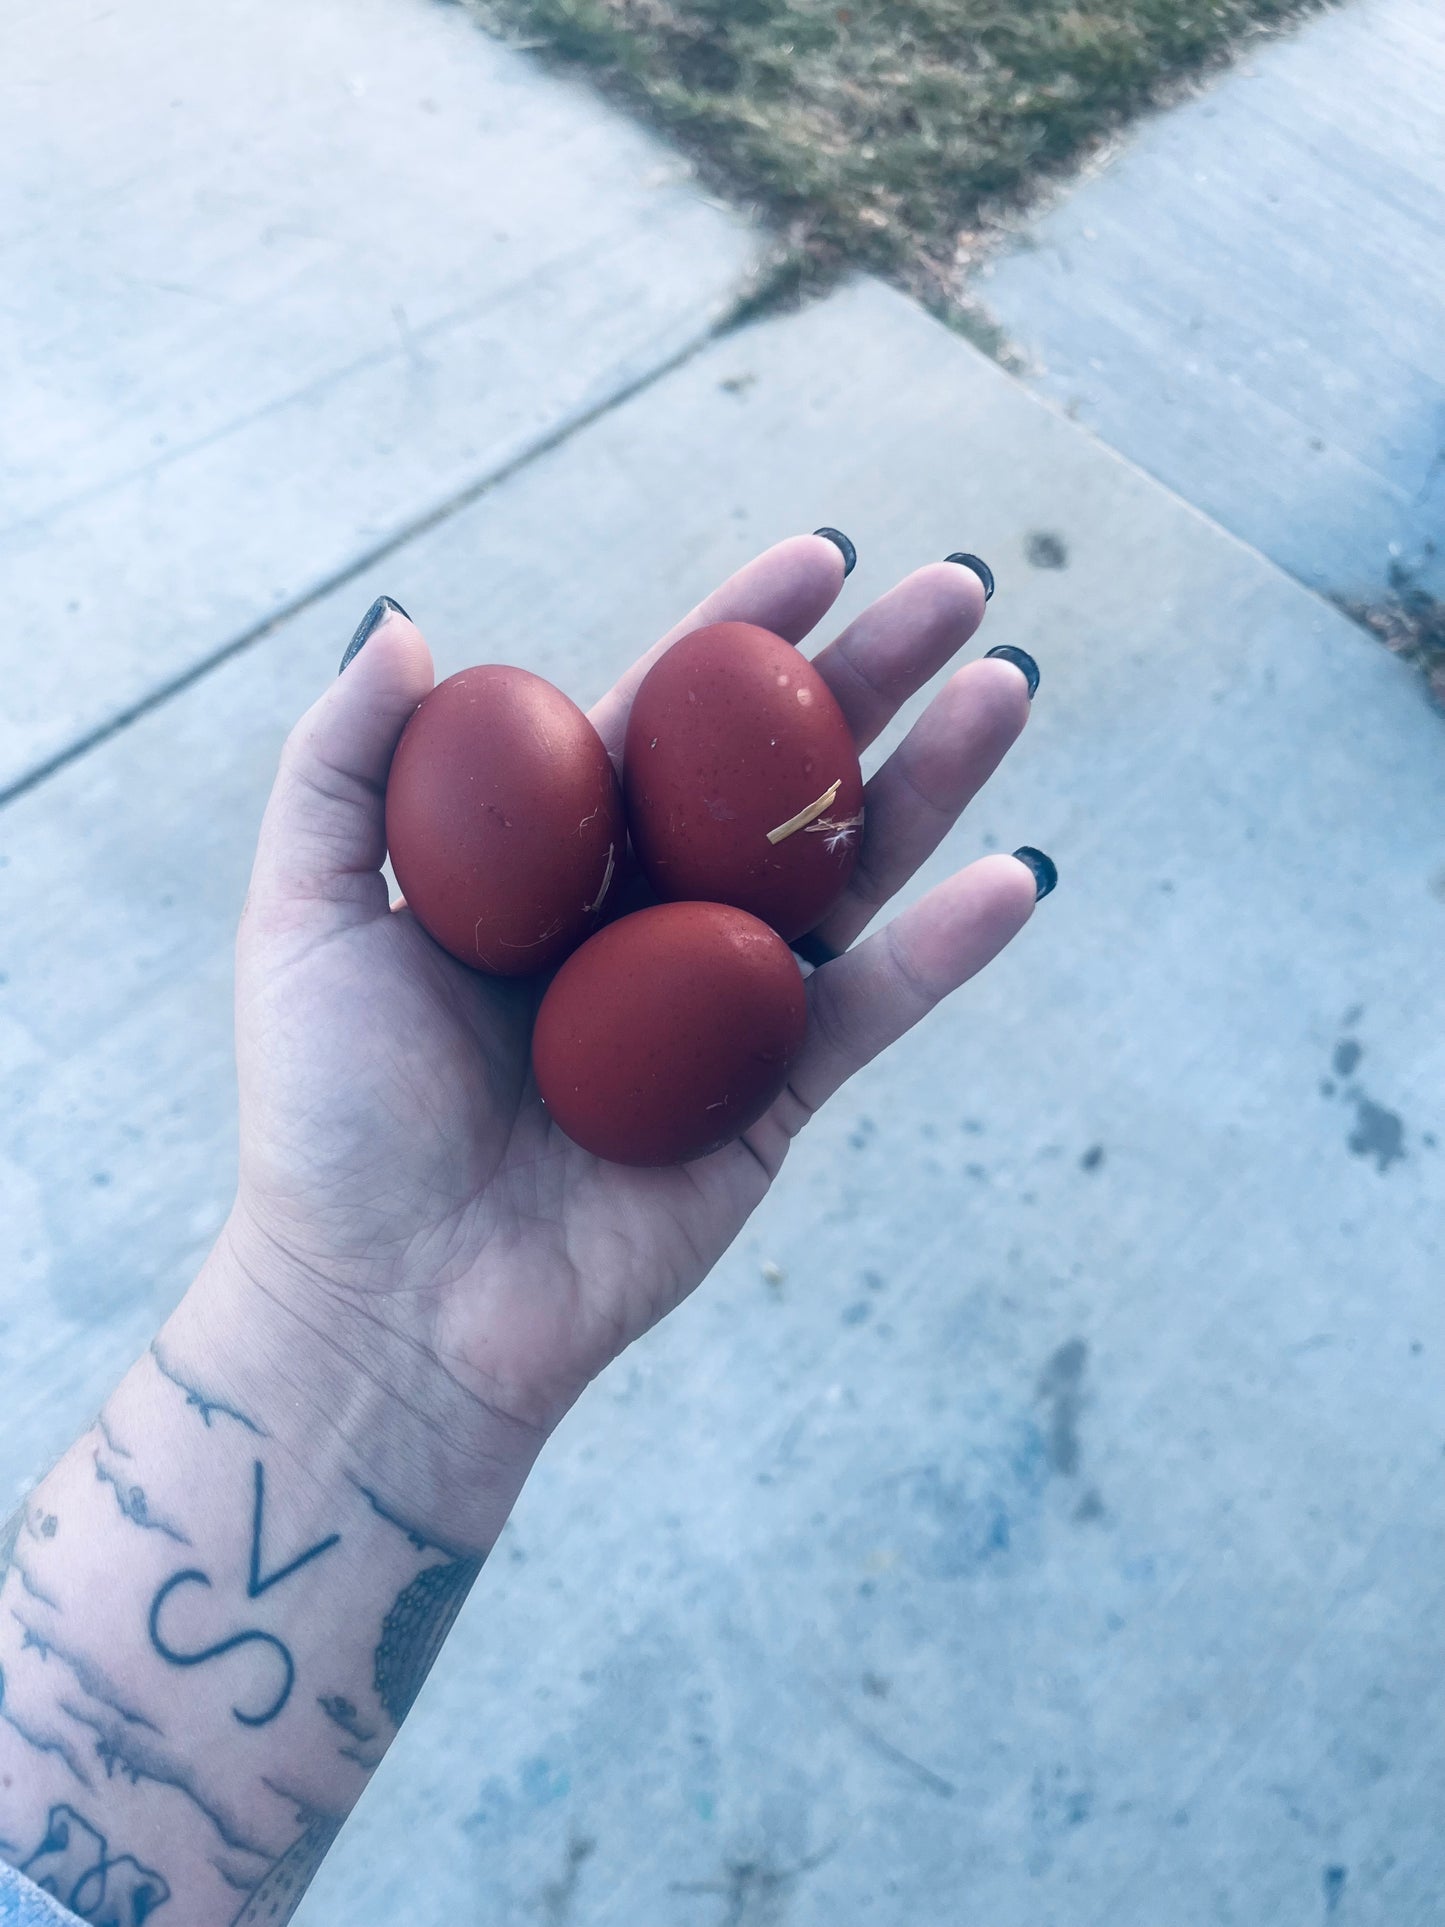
[166,1211,547,1559]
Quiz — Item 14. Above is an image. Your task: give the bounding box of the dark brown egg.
[385,665,623,975]
[623,621,864,943]
[532,901,808,1165]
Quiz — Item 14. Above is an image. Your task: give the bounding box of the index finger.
[587,532,849,760]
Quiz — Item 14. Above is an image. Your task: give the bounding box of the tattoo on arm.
[347,1480,486,1724]
[145,1460,339,1728]
[0,1662,93,1789]
[347,1480,468,1560]
[373,1555,482,1728]
[148,1342,266,1437]
[11,1612,159,1733]
[317,1694,375,1743]
[147,1573,295,1728]
[94,1415,132,1460]
[92,1451,191,1547]
[21,1802,171,1925]
[227,1807,342,1927]
[245,1464,339,1598]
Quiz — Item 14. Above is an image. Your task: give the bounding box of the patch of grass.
[1338,568,1445,712]
[468,0,1323,315]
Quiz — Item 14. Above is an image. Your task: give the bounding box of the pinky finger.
[781,851,1052,1124]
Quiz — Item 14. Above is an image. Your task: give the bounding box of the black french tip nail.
[339,595,410,675]
[813,527,857,576]
[985,643,1040,698]
[945,552,995,600]
[1013,846,1058,901]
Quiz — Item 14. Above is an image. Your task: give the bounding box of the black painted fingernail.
[792,931,840,968]
[813,528,857,577]
[985,644,1039,698]
[1013,847,1058,901]
[945,552,995,600]
[340,595,410,675]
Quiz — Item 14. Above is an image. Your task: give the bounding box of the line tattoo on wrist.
[149,1341,266,1436]
[92,1448,191,1547]
[146,1460,339,1727]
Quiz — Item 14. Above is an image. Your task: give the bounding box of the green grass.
[468,0,1322,314]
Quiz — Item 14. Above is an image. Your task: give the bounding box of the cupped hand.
[218,535,1043,1531]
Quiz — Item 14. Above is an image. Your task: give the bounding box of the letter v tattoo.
[247,1464,339,1599]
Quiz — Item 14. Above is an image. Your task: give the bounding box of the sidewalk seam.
[0,308,739,814]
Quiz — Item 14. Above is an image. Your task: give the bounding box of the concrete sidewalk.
[979,0,1445,607]
[0,0,762,798]
[2,3,1443,1924]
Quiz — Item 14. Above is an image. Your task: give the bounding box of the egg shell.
[385,665,623,975]
[532,900,808,1166]
[623,622,864,942]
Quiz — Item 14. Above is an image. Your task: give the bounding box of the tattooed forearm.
[317,1694,375,1743]
[149,1570,295,1728]
[10,1559,60,1612]
[0,1664,93,1789]
[245,1464,339,1598]
[228,1807,342,1927]
[373,1555,483,1727]
[20,1802,170,1924]
[2,1325,513,1927]
[11,1613,160,1733]
[94,1415,132,1461]
[146,1461,340,1728]
[55,1698,272,1862]
[93,1450,192,1546]
[149,1341,266,1436]
[348,1479,468,1560]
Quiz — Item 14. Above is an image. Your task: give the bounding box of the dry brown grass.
[469,0,1324,316]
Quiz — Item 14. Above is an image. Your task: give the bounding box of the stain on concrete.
[1025,530,1069,569]
[1038,1338,1088,1476]
[1074,1487,1105,1523]
[1319,1026,1408,1171]
[899,1420,1049,1578]
[1333,1038,1363,1076]
[1323,1864,1347,1915]
[1028,1764,1094,1873]
[538,1834,595,1927]
[1349,1096,1406,1171]
[1080,1144,1105,1172]
[674,1841,837,1927]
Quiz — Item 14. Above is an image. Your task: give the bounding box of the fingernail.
[340,595,410,675]
[813,528,857,577]
[945,552,995,600]
[1013,847,1058,901]
[985,644,1039,698]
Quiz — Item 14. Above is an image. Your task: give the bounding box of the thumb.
[248,597,434,927]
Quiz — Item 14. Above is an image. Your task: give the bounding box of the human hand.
[204,534,1046,1546]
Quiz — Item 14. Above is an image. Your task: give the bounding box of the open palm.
[224,534,1040,1525]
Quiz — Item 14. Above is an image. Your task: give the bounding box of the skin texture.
[0,535,1039,1925]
